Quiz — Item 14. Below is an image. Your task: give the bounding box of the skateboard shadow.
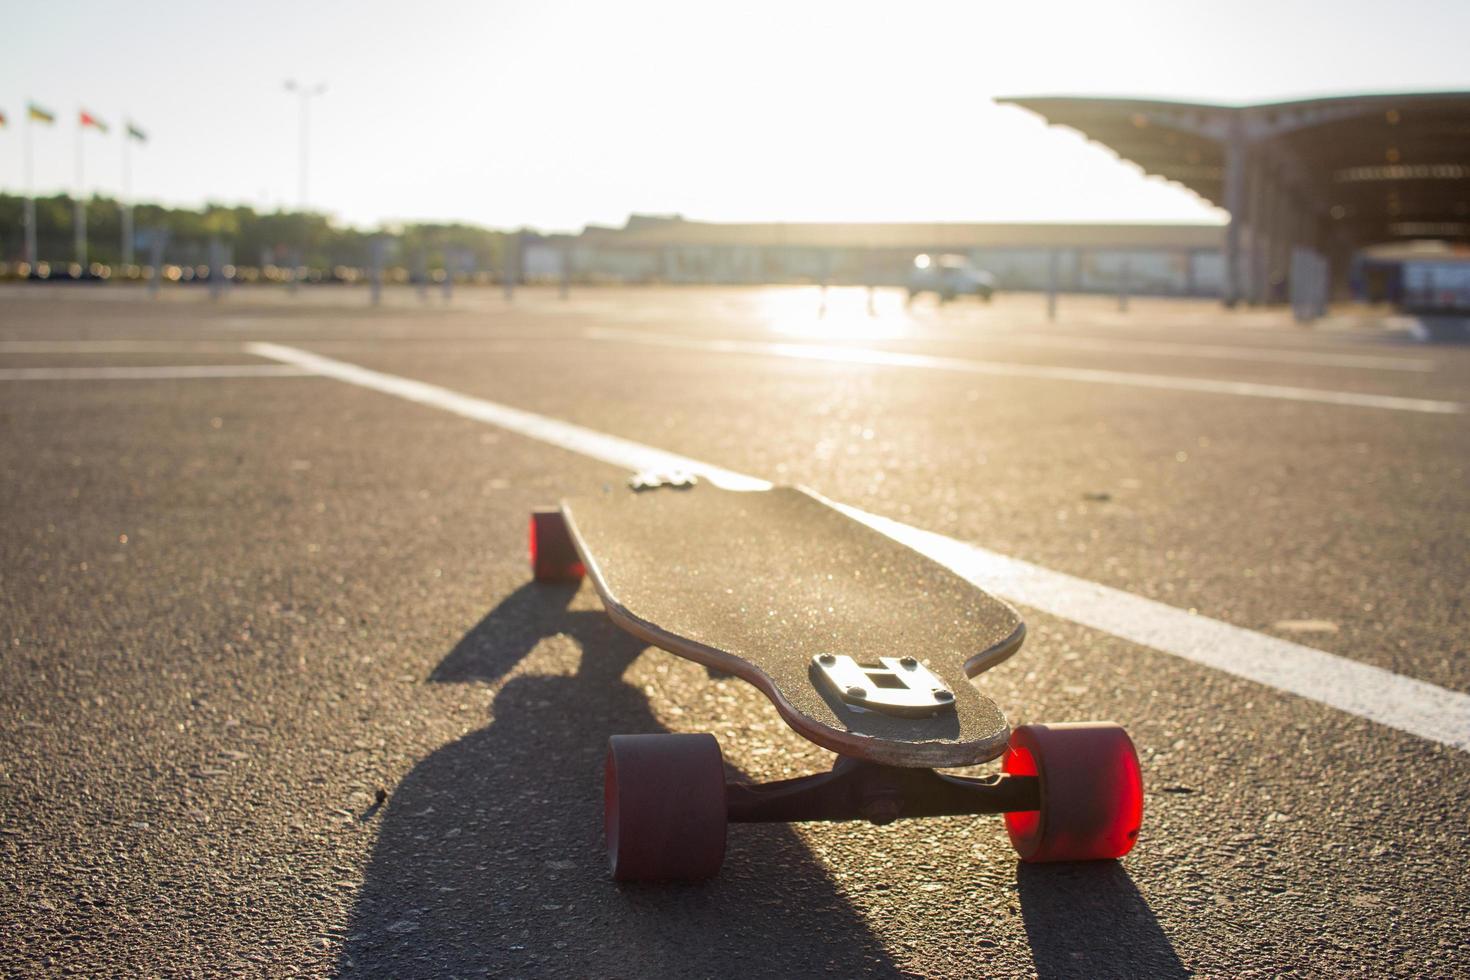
[1016,861,1188,980]
[338,582,911,978]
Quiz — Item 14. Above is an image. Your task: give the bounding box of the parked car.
[907,253,995,303]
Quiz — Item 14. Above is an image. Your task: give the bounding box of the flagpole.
[284,80,326,209]
[74,111,87,273]
[23,103,37,269]
[283,80,326,292]
[298,89,308,207]
[121,117,133,267]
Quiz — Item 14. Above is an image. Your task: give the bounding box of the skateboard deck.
[560,482,1025,768]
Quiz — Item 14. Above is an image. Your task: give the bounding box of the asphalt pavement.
[1,283,1467,977]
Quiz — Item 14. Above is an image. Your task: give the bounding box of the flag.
[28,102,55,124]
[80,110,109,133]
[126,121,147,143]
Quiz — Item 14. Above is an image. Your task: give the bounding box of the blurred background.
[5,5,1470,976]
[2,0,1468,317]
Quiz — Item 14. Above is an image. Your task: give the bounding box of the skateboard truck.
[604,724,1141,882]
[811,653,956,717]
[725,755,1040,826]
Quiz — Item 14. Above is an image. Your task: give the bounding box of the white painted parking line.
[250,342,1470,753]
[0,365,316,381]
[836,506,1470,752]
[988,334,1434,372]
[245,343,767,491]
[585,328,1464,416]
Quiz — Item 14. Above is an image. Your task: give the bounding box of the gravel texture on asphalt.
[2,285,1467,977]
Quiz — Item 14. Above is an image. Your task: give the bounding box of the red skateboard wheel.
[1002,722,1143,862]
[529,509,585,583]
[605,733,727,881]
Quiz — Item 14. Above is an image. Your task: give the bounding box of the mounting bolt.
[846,685,867,699]
[899,657,918,669]
[817,654,836,666]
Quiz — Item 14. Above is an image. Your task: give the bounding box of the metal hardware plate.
[811,654,956,717]
[628,470,699,491]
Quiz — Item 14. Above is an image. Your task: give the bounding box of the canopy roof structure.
[999,92,1470,304]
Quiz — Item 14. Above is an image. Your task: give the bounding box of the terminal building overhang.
[998,91,1470,304]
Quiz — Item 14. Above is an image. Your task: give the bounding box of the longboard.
[559,482,1024,767]
[528,477,1143,881]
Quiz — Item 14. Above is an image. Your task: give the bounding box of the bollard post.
[502,234,516,301]
[864,248,877,316]
[369,237,384,306]
[1046,249,1059,322]
[148,231,165,299]
[288,246,302,296]
[209,238,225,302]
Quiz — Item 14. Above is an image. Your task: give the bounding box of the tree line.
[0,193,517,274]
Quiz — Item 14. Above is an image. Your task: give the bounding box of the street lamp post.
[283,80,326,289]
[283,79,326,209]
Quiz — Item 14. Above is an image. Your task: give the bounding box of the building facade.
[523,215,1226,295]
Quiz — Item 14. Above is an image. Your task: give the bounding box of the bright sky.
[4,0,1468,232]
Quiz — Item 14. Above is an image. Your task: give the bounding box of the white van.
[907,254,995,303]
